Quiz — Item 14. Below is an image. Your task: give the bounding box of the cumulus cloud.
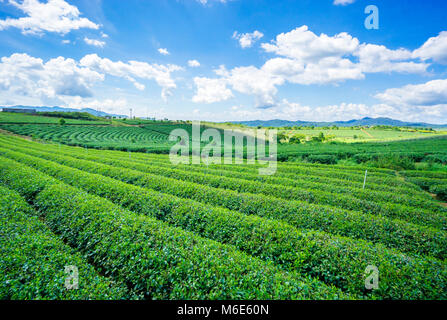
[0,53,103,99]
[0,53,182,104]
[84,37,106,48]
[158,48,170,56]
[0,0,99,35]
[375,79,447,107]
[192,77,233,103]
[261,26,427,83]
[355,44,428,73]
[262,26,359,62]
[413,31,447,65]
[233,30,264,48]
[61,96,128,114]
[193,25,434,108]
[191,64,284,107]
[188,59,201,67]
[225,98,447,124]
[282,99,373,122]
[80,54,182,100]
[225,100,384,122]
[333,0,356,5]
[223,65,284,107]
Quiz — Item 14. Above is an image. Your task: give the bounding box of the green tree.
[59,118,66,125]
[277,132,287,144]
[289,136,301,144]
[318,132,325,141]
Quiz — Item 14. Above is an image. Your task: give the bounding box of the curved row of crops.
[2,123,446,165]
[276,136,447,163]
[0,123,226,154]
[0,156,348,300]
[1,133,446,299]
[90,152,438,212]
[401,170,447,201]
[13,142,441,228]
[0,184,130,299]
[1,137,446,260]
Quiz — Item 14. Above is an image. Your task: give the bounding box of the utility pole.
[363,170,368,189]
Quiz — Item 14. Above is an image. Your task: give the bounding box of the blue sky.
[1,0,447,123]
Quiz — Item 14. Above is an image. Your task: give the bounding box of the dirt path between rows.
[0,128,33,140]
[430,193,447,207]
[395,170,447,207]
[361,128,374,138]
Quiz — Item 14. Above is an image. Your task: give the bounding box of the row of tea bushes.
[2,143,445,260]
[0,156,347,300]
[0,185,130,299]
[0,148,446,299]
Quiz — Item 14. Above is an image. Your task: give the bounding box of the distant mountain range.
[1,105,127,118]
[232,117,447,128]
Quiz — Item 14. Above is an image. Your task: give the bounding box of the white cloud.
[158,48,170,56]
[195,25,430,108]
[80,54,182,100]
[125,76,145,91]
[375,79,447,107]
[84,37,106,48]
[276,56,364,85]
[191,64,284,107]
[262,26,359,62]
[100,32,109,38]
[61,96,128,114]
[355,44,428,73]
[282,99,372,122]
[224,98,447,124]
[0,52,182,105]
[260,26,427,85]
[61,39,70,44]
[192,77,233,103]
[0,53,103,100]
[413,31,447,65]
[333,0,356,5]
[224,65,284,107]
[188,59,201,67]
[196,0,228,5]
[233,30,264,48]
[0,0,99,35]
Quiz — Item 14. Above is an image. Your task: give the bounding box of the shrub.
[0,157,346,300]
[307,154,337,165]
[430,184,447,201]
[1,143,447,299]
[367,155,416,171]
[0,185,130,299]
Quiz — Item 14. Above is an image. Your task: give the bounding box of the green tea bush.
[430,184,447,201]
[1,137,444,230]
[306,154,337,164]
[0,157,346,300]
[2,144,445,260]
[0,185,130,300]
[366,155,416,171]
[0,150,446,299]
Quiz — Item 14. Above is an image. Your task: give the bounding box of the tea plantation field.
[0,132,446,300]
[0,112,111,125]
[2,122,447,166]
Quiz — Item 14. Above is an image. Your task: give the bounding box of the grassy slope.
[0,112,111,125]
